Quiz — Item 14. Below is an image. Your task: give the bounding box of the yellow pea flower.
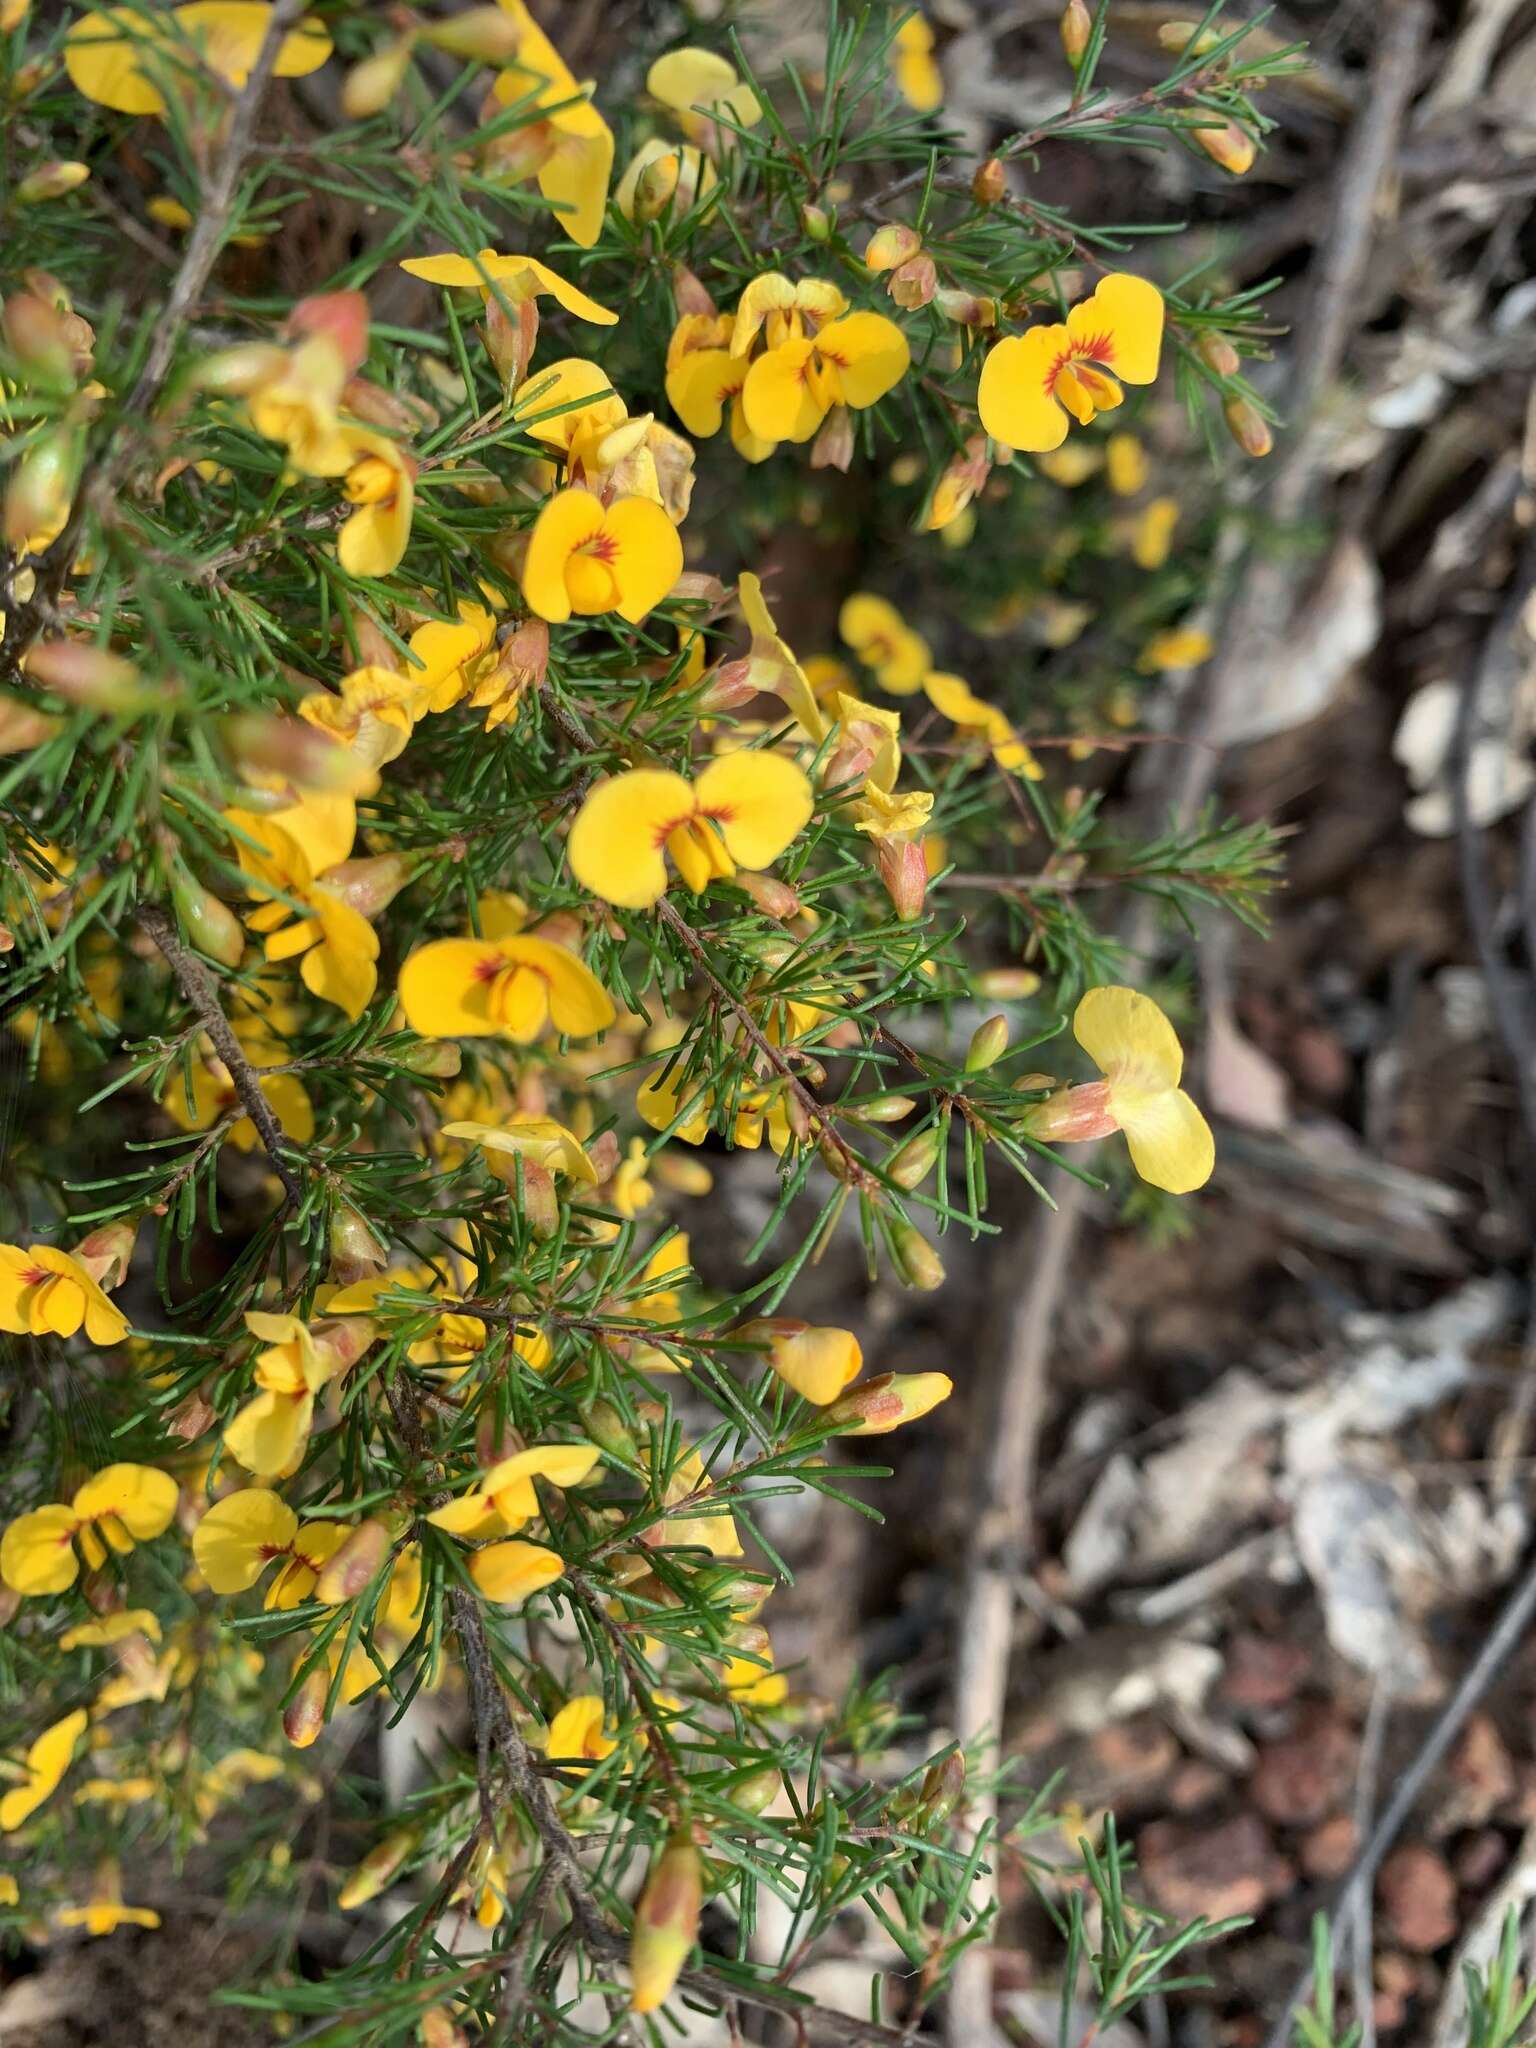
[838,592,930,695]
[229,812,380,1021]
[490,1,614,248]
[923,670,1042,778]
[741,311,910,446]
[403,603,498,711]
[162,1030,315,1153]
[746,1319,863,1404]
[1025,986,1215,1194]
[0,1243,128,1345]
[1,1465,177,1597]
[224,1311,376,1479]
[337,425,415,579]
[64,3,331,118]
[1106,431,1148,497]
[297,665,430,770]
[469,1537,567,1605]
[238,334,354,478]
[924,434,992,532]
[656,1446,741,1559]
[546,1693,618,1764]
[400,247,616,325]
[513,355,619,449]
[890,10,943,112]
[60,1609,162,1649]
[1132,495,1179,570]
[74,1777,158,1807]
[629,1231,691,1327]
[568,754,813,909]
[441,1115,599,1188]
[610,1137,655,1220]
[737,572,824,733]
[57,1861,161,1935]
[647,46,761,142]
[399,910,614,1044]
[1138,624,1212,672]
[666,315,775,464]
[191,1486,347,1603]
[722,1647,788,1707]
[978,273,1164,453]
[615,138,718,223]
[0,1875,16,1906]
[429,1442,601,1540]
[521,486,682,625]
[0,1708,87,1831]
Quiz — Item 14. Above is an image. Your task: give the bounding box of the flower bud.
[889,1223,945,1292]
[4,424,79,550]
[877,837,928,921]
[170,873,245,968]
[975,968,1040,1000]
[866,224,923,273]
[1223,395,1273,458]
[316,1518,391,1605]
[725,1764,781,1814]
[0,924,14,953]
[0,696,61,753]
[671,265,716,319]
[732,870,801,919]
[329,1204,387,1286]
[858,1095,918,1125]
[1019,1079,1116,1145]
[654,1151,713,1195]
[887,253,938,311]
[520,1159,560,1239]
[420,2009,469,2048]
[934,288,995,327]
[15,161,90,205]
[321,853,411,918]
[283,1668,328,1749]
[9,56,46,98]
[3,291,76,389]
[1158,19,1222,54]
[420,7,523,61]
[586,1129,622,1183]
[338,1823,418,1909]
[342,36,416,119]
[26,638,163,714]
[630,1837,702,2013]
[1192,117,1255,176]
[966,1014,1009,1072]
[887,1125,942,1190]
[1060,0,1092,63]
[286,290,370,378]
[809,404,854,473]
[483,290,539,388]
[694,656,758,711]
[222,713,374,794]
[1,0,30,30]
[916,1748,965,1824]
[580,1398,641,1463]
[800,202,832,242]
[71,1216,139,1291]
[399,1039,461,1078]
[972,156,1006,206]
[1197,330,1241,377]
[168,1387,216,1441]
[825,1370,954,1433]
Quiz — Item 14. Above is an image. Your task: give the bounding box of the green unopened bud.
[1158,18,1223,55]
[316,1518,391,1605]
[800,202,831,242]
[1197,330,1241,378]
[887,1126,942,1190]
[965,1014,1009,1072]
[580,1398,640,1463]
[4,423,79,550]
[223,713,374,795]
[399,1039,462,1078]
[889,1223,945,1292]
[419,7,523,61]
[857,1094,917,1125]
[15,160,90,205]
[1060,0,1092,64]
[630,1837,702,2013]
[916,1748,966,1825]
[338,1823,417,1909]
[170,872,245,969]
[725,1764,781,1815]
[328,1204,387,1286]
[825,1370,954,1434]
[341,36,416,120]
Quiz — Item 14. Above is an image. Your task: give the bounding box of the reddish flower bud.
[0,696,60,754]
[286,290,370,377]
[810,404,855,472]
[1223,396,1273,458]
[825,1369,954,1433]
[222,713,374,794]
[283,1668,328,1749]
[27,638,163,714]
[887,253,938,310]
[671,265,716,319]
[1019,1078,1117,1145]
[877,837,928,921]
[1192,118,1256,176]
[338,1823,418,1908]
[3,290,76,388]
[972,157,1006,206]
[71,1216,139,1292]
[695,657,759,712]
[630,1837,702,2011]
[483,292,539,388]
[316,1519,391,1605]
[733,870,802,919]
[321,853,411,918]
[1197,330,1241,377]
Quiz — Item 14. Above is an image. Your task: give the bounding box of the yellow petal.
[398,937,505,1037]
[225,1388,312,1478]
[568,769,694,909]
[0,1504,80,1596]
[469,1538,565,1604]
[0,1709,87,1832]
[72,1463,178,1541]
[817,311,910,411]
[503,936,616,1036]
[605,495,684,624]
[1068,271,1163,386]
[425,1492,506,1539]
[742,339,825,445]
[1119,1086,1215,1195]
[513,357,618,448]
[522,487,606,624]
[693,751,813,871]
[648,45,737,111]
[977,329,1070,453]
[192,1488,298,1593]
[483,1442,600,1495]
[1073,985,1183,1092]
[665,348,743,440]
[764,1323,862,1404]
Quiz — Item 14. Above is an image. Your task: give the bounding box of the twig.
[136,901,304,1205]
[1348,1682,1390,2048]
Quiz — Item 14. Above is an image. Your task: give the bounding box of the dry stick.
[135,900,305,1205]
[941,10,1431,2045]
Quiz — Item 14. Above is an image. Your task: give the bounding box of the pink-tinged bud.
[338,1823,417,1908]
[170,873,245,968]
[520,1159,559,1240]
[586,1129,622,1183]
[733,870,801,919]
[3,291,75,388]
[283,1668,328,1748]
[889,1224,945,1292]
[222,713,374,794]
[287,290,370,378]
[420,7,523,61]
[321,853,411,918]
[0,1585,20,1628]
[972,157,1007,206]
[0,696,61,753]
[313,1315,378,1377]
[0,924,14,953]
[976,968,1040,1000]
[877,838,928,922]
[966,1014,1009,1072]
[1019,1078,1117,1145]
[800,201,832,242]
[826,1369,953,1433]
[916,1748,965,1823]
[1192,117,1256,176]
[887,253,938,310]
[400,1039,461,1078]
[315,1518,390,1605]
[15,161,90,204]
[341,377,428,435]
[671,265,716,320]
[26,638,165,715]
[630,1836,702,2011]
[1197,330,1241,378]
[866,223,923,273]
[71,1216,139,1292]
[329,1204,387,1286]
[810,404,855,473]
[168,1388,215,1441]
[471,614,549,722]
[696,657,758,712]
[934,287,995,327]
[1060,0,1092,63]
[1223,396,1273,458]
[9,56,46,98]
[484,292,539,388]
[887,1126,942,1190]
[341,36,416,119]
[4,424,79,549]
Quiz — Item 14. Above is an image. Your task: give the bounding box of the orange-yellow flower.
[569,755,814,909]
[546,1693,619,1764]
[399,898,614,1043]
[1,1465,178,1596]
[747,1320,863,1405]
[923,670,1041,778]
[890,11,942,112]
[56,1861,161,1935]
[665,313,774,464]
[838,592,930,696]
[0,1709,87,1831]
[647,46,762,144]
[337,425,415,579]
[490,0,614,247]
[224,1311,376,1479]
[742,311,909,446]
[228,809,380,1021]
[0,1243,128,1345]
[399,247,617,325]
[522,487,682,625]
[192,1486,348,1603]
[978,273,1164,453]
[427,1441,600,1540]
[64,3,331,118]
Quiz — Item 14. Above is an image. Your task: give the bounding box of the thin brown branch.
[136,901,304,1206]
